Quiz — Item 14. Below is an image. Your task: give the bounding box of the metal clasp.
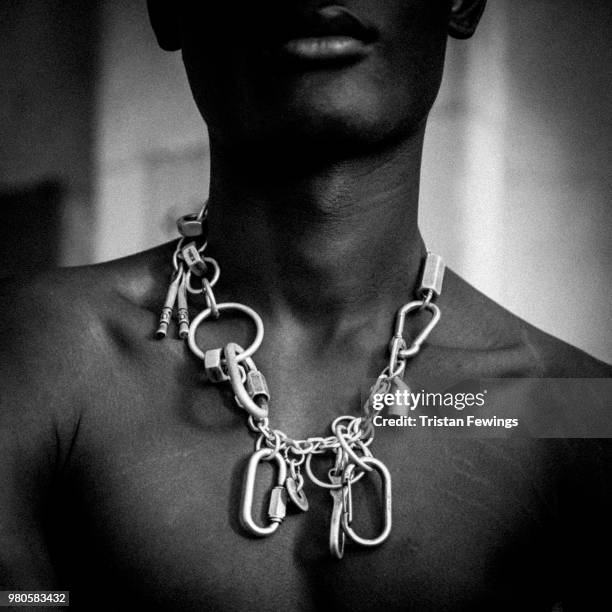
[329,473,346,558]
[342,457,392,547]
[391,300,441,361]
[225,343,269,420]
[241,447,287,537]
[329,457,392,557]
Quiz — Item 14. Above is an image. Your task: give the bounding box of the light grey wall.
[0,0,97,266]
[422,0,612,362]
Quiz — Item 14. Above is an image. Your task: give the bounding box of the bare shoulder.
[518,320,612,377]
[0,247,175,589]
[1,265,116,372]
[1,241,174,336]
[440,269,612,378]
[0,244,174,448]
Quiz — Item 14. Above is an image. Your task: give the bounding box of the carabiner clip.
[391,300,441,359]
[342,457,392,548]
[225,342,269,420]
[329,474,345,558]
[241,447,287,537]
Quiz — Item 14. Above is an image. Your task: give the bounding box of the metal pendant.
[286,477,309,512]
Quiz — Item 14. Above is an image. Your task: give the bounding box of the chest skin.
[49,345,568,612]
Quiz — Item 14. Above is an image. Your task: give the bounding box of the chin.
[283,110,396,153]
[276,71,398,142]
[203,66,433,163]
[223,91,413,162]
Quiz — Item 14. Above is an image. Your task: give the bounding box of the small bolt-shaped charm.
[268,486,287,523]
[177,213,203,238]
[204,348,229,383]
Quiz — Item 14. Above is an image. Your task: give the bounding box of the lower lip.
[282,36,371,61]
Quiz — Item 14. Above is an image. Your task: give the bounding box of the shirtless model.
[1,1,611,610]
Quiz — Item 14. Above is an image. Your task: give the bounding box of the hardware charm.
[181,242,208,276]
[177,212,204,238]
[155,269,182,339]
[387,375,412,417]
[329,474,346,558]
[419,251,445,298]
[177,272,190,339]
[204,348,229,383]
[159,202,444,557]
[241,448,287,537]
[341,458,392,548]
[286,477,309,512]
[225,343,269,420]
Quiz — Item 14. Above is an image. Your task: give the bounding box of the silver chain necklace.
[156,202,444,558]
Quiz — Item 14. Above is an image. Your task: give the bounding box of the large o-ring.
[305,453,343,489]
[187,302,264,362]
[333,423,374,472]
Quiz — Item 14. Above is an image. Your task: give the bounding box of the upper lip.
[280,6,379,44]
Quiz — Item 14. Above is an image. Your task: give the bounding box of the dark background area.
[0,1,97,276]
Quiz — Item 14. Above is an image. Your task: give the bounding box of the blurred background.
[1,1,611,362]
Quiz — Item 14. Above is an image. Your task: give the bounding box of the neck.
[206,128,427,334]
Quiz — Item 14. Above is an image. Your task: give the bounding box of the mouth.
[274,5,379,64]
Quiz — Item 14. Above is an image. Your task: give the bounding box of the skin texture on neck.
[168,1,459,344]
[145,1,487,352]
[207,123,426,332]
[145,0,490,335]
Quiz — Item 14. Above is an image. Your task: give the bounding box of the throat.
[206,137,426,327]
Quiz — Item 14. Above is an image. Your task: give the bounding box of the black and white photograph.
[1,1,611,610]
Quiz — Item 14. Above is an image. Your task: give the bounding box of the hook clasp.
[342,457,392,547]
[241,447,287,537]
[329,456,392,557]
[329,473,346,558]
[225,343,269,420]
[391,300,441,361]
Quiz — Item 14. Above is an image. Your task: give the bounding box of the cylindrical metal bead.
[155,307,172,339]
[177,311,189,339]
[419,252,445,297]
[268,486,287,523]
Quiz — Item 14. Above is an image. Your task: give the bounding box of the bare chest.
[56,384,564,611]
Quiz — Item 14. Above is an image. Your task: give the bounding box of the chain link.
[250,413,371,459]
[166,202,442,491]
